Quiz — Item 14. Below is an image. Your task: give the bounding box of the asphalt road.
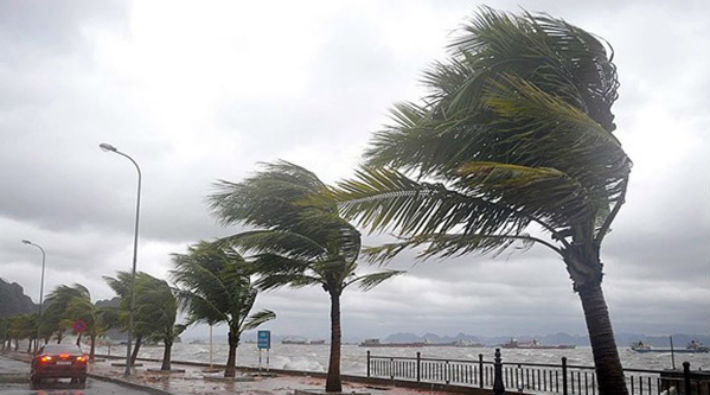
[0,356,154,395]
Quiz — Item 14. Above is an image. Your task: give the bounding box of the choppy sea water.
[93,343,710,374]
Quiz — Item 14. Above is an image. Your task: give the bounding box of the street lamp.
[21,239,46,352]
[99,142,142,377]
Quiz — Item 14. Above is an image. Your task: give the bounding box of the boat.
[631,340,709,353]
[358,338,427,347]
[501,338,575,350]
[282,337,326,345]
[630,341,652,351]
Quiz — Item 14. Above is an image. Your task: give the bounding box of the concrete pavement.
[0,356,156,395]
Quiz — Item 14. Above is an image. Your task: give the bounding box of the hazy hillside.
[0,278,36,318]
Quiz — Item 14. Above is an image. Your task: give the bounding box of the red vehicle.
[31,344,88,389]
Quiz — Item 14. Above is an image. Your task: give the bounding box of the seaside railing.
[366,350,707,395]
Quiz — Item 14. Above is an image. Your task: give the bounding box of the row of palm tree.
[1,313,37,352]
[200,7,631,394]
[5,7,629,394]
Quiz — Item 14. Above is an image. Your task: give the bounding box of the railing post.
[562,357,568,395]
[479,353,484,388]
[366,350,370,378]
[390,357,394,381]
[443,360,448,384]
[493,348,505,395]
[416,352,421,382]
[683,361,691,395]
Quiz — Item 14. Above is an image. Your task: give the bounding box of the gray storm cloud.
[0,0,708,340]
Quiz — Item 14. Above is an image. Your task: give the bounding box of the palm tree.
[131,273,186,371]
[44,284,91,347]
[0,318,8,350]
[332,8,630,395]
[171,241,275,377]
[209,161,403,392]
[64,295,116,360]
[9,313,37,353]
[104,272,162,365]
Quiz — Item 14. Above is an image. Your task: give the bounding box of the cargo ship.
[631,340,708,353]
[359,338,427,347]
[501,338,575,350]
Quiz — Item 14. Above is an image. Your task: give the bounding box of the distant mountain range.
[0,278,36,318]
[3,277,707,348]
[382,332,710,347]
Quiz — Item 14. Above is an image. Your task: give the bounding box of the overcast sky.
[1,0,708,342]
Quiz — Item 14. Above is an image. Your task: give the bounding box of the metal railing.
[366,350,709,395]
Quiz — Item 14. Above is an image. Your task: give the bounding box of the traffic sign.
[73,319,87,333]
[257,330,271,350]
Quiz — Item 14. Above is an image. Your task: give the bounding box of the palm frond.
[349,270,405,291]
[241,310,276,331]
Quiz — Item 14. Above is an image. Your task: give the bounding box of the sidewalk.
[89,357,455,395]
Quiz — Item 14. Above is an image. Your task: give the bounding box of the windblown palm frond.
[170,240,273,338]
[334,8,632,392]
[210,161,403,392]
[347,270,405,291]
[242,310,276,331]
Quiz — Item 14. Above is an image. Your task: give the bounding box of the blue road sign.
[257,330,271,350]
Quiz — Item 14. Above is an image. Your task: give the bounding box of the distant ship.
[631,340,709,353]
[282,337,326,345]
[359,338,483,348]
[501,338,575,350]
[359,338,426,348]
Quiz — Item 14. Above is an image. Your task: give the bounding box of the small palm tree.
[131,273,186,371]
[332,8,630,395]
[44,284,91,347]
[64,295,115,360]
[171,241,275,377]
[0,318,8,350]
[209,161,403,392]
[104,272,162,364]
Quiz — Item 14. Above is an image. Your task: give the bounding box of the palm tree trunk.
[26,339,32,353]
[325,291,342,393]
[161,338,172,371]
[75,332,82,347]
[579,282,628,395]
[89,334,96,361]
[56,330,63,344]
[130,335,142,365]
[224,330,238,377]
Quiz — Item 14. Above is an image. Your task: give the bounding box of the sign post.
[257,330,271,372]
[73,319,87,353]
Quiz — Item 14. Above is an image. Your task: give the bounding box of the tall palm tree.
[171,241,275,378]
[209,161,403,392]
[332,8,630,395]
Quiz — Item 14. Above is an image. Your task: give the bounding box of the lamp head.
[99,143,117,152]
[21,240,31,245]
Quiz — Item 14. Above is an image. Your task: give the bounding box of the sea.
[93,343,710,374]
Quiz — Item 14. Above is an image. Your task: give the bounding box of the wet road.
[0,357,154,395]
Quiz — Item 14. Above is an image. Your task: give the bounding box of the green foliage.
[334,7,631,263]
[209,161,404,295]
[171,241,274,337]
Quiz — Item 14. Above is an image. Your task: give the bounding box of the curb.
[87,373,177,395]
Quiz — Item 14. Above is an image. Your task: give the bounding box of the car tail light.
[39,355,53,363]
[59,353,70,359]
[75,355,87,363]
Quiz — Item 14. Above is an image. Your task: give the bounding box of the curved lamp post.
[21,239,45,352]
[99,143,141,377]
